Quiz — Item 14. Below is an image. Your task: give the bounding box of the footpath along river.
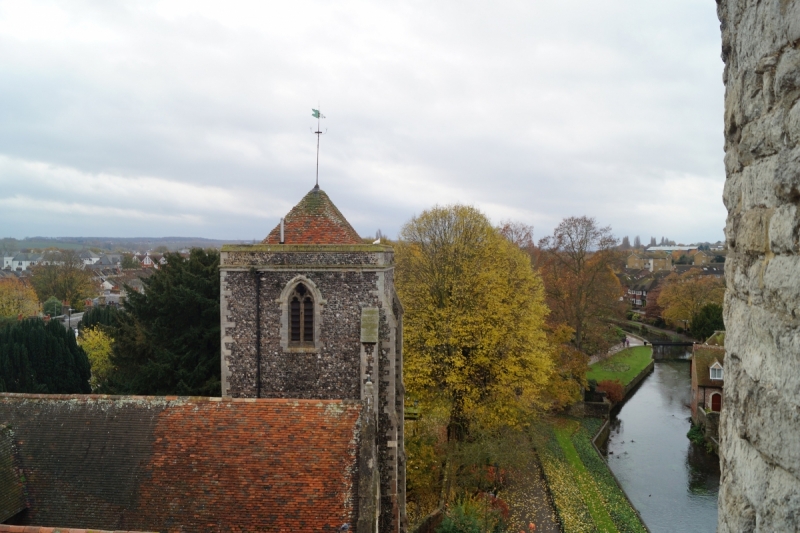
[605,360,720,533]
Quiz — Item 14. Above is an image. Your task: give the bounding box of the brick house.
[690,332,725,453]
[625,252,672,272]
[0,186,403,533]
[626,253,648,269]
[625,278,656,308]
[692,250,717,266]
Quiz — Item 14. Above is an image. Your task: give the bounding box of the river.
[605,360,720,533]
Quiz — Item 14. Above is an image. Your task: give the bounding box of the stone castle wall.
[718,1,800,531]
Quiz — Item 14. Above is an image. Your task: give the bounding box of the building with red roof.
[220,186,405,532]
[0,187,404,533]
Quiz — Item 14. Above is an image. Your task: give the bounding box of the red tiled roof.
[263,186,362,245]
[0,526,153,533]
[0,394,363,532]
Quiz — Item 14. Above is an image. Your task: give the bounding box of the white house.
[10,253,42,271]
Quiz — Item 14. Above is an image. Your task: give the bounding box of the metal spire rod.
[311,107,326,188]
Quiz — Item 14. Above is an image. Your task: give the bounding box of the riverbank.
[587,346,653,387]
[609,318,694,344]
[531,417,647,533]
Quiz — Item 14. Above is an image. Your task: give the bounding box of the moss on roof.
[263,187,363,245]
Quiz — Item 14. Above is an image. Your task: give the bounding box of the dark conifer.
[108,249,221,396]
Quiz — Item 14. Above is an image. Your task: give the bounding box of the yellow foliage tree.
[0,278,39,318]
[396,205,553,441]
[543,323,589,409]
[657,269,725,326]
[78,326,114,391]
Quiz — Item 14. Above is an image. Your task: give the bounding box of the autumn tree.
[30,250,94,310]
[657,269,725,328]
[498,221,535,252]
[537,216,624,354]
[644,284,665,326]
[542,324,588,409]
[396,206,552,442]
[498,223,587,408]
[0,278,39,318]
[79,326,114,391]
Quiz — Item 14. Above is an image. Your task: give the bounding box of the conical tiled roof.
[263,186,363,245]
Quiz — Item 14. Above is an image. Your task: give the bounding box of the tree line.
[0,249,221,396]
[1,207,720,527]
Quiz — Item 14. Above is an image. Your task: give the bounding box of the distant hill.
[0,236,252,253]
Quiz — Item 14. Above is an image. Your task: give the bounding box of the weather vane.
[311,107,326,188]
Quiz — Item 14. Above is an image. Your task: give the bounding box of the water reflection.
[606,361,720,533]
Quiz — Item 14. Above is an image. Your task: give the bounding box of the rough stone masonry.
[717,1,800,530]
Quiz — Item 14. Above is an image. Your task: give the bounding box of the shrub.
[687,424,705,446]
[596,380,624,403]
[437,495,508,533]
[43,296,62,317]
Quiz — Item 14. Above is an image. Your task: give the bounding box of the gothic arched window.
[289,283,314,344]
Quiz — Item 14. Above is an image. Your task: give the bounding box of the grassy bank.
[532,417,647,533]
[587,346,653,387]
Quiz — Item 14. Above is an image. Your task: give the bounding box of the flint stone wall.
[219,244,406,533]
[718,1,800,531]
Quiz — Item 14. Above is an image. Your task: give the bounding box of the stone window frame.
[710,362,723,381]
[277,275,326,354]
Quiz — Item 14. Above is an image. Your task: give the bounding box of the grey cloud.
[0,0,725,243]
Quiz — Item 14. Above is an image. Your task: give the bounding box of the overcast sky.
[0,0,725,244]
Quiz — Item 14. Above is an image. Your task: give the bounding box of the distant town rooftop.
[645,246,697,252]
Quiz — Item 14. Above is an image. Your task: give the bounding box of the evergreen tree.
[0,318,91,393]
[633,235,642,248]
[649,237,657,247]
[79,305,121,333]
[620,236,631,249]
[690,303,724,341]
[107,249,221,396]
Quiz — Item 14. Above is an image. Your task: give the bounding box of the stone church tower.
[219,186,405,532]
